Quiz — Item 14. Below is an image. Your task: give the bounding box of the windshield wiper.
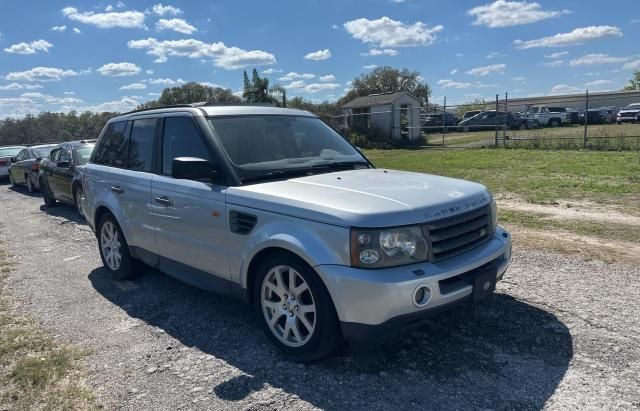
[241,161,370,184]
[309,160,370,170]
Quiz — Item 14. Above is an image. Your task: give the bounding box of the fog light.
[413,285,432,307]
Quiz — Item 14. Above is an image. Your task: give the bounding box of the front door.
[53,147,73,201]
[150,115,229,279]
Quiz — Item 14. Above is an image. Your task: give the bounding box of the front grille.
[620,112,636,118]
[423,205,493,261]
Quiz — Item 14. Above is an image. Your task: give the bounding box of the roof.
[113,104,315,122]
[342,91,421,109]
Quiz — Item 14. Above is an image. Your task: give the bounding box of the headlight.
[490,197,498,232]
[350,226,429,268]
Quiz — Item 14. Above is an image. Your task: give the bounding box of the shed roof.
[342,91,420,109]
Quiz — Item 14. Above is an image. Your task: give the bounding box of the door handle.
[154,196,172,206]
[111,186,124,194]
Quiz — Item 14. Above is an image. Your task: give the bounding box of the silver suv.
[83,104,512,361]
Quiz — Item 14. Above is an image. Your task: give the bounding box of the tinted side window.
[128,118,157,172]
[50,148,60,161]
[59,148,70,162]
[93,121,129,167]
[162,117,211,176]
[16,150,27,161]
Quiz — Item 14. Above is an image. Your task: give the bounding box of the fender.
[235,218,350,289]
[89,191,131,240]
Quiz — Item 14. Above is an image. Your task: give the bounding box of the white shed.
[342,91,422,140]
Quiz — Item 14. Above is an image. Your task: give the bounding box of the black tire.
[8,172,16,188]
[253,253,342,362]
[40,177,57,207]
[73,185,85,219]
[25,174,36,193]
[97,213,137,280]
[549,119,561,127]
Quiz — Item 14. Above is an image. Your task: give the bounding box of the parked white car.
[82,104,512,361]
[520,106,569,127]
[617,103,640,124]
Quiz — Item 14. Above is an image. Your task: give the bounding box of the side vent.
[229,211,257,235]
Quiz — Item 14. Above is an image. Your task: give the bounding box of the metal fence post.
[495,94,499,147]
[442,96,447,146]
[583,89,589,148]
[503,92,508,147]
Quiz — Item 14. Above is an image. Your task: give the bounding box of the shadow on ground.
[39,203,85,225]
[89,265,572,409]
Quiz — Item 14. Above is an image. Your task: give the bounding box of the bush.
[347,130,426,150]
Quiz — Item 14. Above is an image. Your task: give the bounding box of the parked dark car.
[461,110,482,120]
[577,110,608,125]
[0,145,26,180]
[39,140,95,217]
[8,144,58,192]
[422,113,459,132]
[457,111,522,132]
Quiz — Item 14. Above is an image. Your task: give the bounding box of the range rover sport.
[82,104,512,361]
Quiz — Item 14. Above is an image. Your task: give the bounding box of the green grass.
[365,148,640,211]
[0,242,96,410]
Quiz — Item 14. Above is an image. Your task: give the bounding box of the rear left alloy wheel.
[9,173,16,188]
[254,254,342,362]
[25,175,35,193]
[73,186,85,219]
[98,214,136,280]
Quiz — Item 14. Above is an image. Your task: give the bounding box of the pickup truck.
[520,106,569,127]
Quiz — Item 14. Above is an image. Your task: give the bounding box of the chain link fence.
[326,91,640,150]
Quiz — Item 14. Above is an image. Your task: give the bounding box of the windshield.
[33,146,56,158]
[0,147,24,158]
[624,104,640,109]
[74,145,94,165]
[208,115,368,182]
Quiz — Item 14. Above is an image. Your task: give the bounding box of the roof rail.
[122,103,200,115]
[122,101,276,115]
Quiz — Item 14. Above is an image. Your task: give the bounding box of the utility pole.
[583,89,589,149]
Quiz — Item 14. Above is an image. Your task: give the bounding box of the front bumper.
[315,227,512,343]
[617,116,638,122]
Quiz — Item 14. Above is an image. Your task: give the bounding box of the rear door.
[11,149,29,183]
[41,148,60,195]
[151,115,229,280]
[53,146,73,201]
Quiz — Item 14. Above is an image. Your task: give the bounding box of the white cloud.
[151,3,182,16]
[467,1,570,28]
[437,79,472,89]
[304,49,331,61]
[148,92,161,96]
[344,16,443,47]
[623,60,640,70]
[319,74,336,82]
[283,81,340,93]
[486,51,507,59]
[146,69,154,74]
[127,38,276,69]
[543,60,565,67]
[512,76,526,81]
[0,83,43,90]
[262,68,283,74]
[514,26,622,49]
[6,67,82,82]
[585,79,613,87]
[632,19,640,24]
[450,68,459,75]
[279,72,315,81]
[148,77,185,85]
[156,18,197,34]
[199,81,225,88]
[73,27,82,34]
[62,6,145,29]
[63,91,75,95]
[569,53,629,66]
[544,51,568,59]
[85,97,139,113]
[4,39,53,54]
[0,93,84,115]
[19,92,83,105]
[119,82,146,90]
[455,53,463,57]
[361,48,398,56]
[97,62,142,76]
[51,25,67,32]
[466,63,506,76]
[550,84,582,95]
[363,64,378,69]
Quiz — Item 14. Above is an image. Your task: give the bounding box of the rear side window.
[162,117,211,176]
[93,121,129,168]
[128,118,157,172]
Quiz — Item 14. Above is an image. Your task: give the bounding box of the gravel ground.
[0,182,639,410]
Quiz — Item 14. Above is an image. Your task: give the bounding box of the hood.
[619,107,640,114]
[227,168,491,227]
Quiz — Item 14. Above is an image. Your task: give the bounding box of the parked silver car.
[82,104,512,361]
[8,144,58,192]
[0,146,26,179]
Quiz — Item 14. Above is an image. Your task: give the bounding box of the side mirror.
[10,157,17,163]
[172,157,218,181]
[57,161,70,168]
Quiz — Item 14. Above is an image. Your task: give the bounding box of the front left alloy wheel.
[254,253,342,361]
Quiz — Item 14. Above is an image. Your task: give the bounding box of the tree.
[623,70,640,91]
[243,69,272,103]
[338,66,431,106]
[138,82,240,109]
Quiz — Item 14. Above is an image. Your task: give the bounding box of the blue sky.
[0,0,639,117]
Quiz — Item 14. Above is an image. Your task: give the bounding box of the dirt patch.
[497,196,640,227]
[507,225,640,264]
